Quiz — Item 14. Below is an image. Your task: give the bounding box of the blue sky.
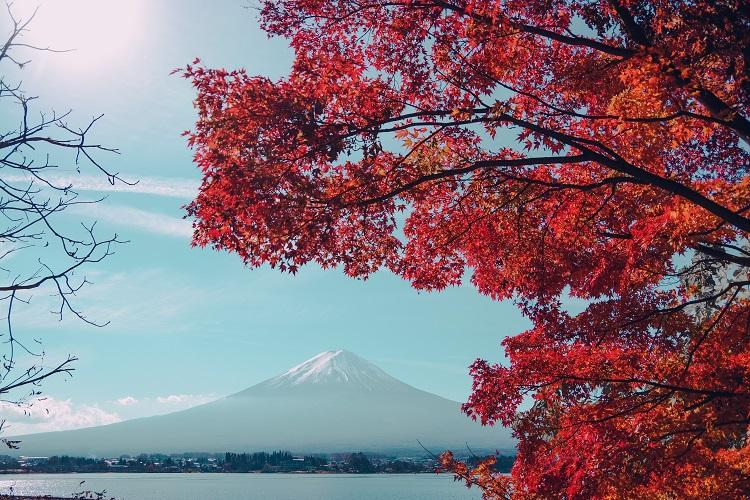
[0,0,530,434]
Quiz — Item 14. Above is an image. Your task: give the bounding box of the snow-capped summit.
[236,349,408,393]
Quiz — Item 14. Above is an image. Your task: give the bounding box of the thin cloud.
[116,396,139,406]
[4,173,200,199]
[156,394,215,405]
[1,397,121,435]
[1,393,219,435]
[13,268,221,334]
[69,204,193,238]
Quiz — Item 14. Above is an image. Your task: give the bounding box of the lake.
[0,473,482,499]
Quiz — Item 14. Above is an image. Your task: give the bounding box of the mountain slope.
[9,350,512,456]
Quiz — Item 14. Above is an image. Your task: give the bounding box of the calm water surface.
[0,473,482,499]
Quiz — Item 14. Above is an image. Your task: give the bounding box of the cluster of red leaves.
[438,450,513,499]
[182,1,750,497]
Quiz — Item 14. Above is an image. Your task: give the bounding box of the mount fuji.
[8,350,512,456]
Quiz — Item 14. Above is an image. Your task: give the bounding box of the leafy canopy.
[182,0,750,497]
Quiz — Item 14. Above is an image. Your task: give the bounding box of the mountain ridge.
[8,350,513,457]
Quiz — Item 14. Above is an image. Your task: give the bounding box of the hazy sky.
[0,0,530,435]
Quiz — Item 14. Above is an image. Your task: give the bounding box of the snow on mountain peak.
[244,350,407,393]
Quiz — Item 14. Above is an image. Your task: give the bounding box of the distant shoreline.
[0,470,436,475]
[0,452,514,477]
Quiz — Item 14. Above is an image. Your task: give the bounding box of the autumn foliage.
[182,0,750,497]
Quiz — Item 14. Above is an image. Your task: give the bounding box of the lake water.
[0,473,482,499]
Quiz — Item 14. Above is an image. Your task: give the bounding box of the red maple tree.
[181,1,750,497]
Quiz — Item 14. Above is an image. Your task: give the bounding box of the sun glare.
[21,0,148,73]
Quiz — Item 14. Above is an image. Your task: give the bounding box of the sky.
[0,0,531,435]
